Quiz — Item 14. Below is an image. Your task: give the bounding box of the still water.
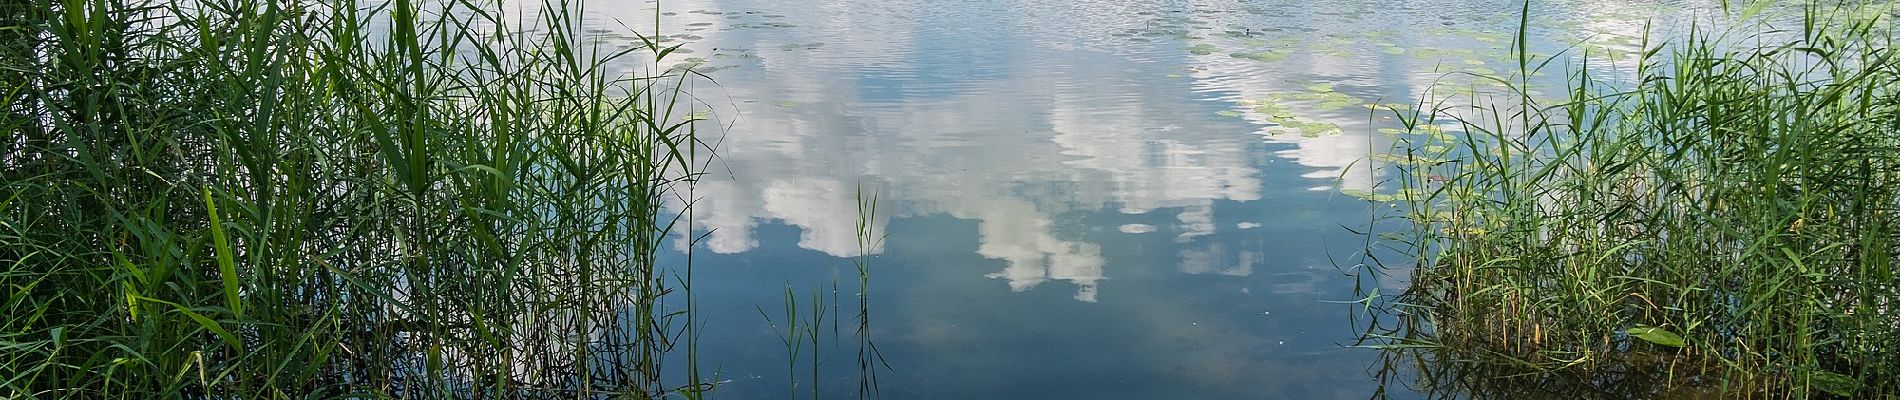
[561,0,1703,397]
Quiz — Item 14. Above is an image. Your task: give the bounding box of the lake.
[563,0,1706,397]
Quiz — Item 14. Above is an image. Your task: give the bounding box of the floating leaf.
[1187,43,1219,55]
[1317,98,1361,110]
[1297,121,1341,136]
[1306,82,1335,92]
[1215,110,1244,117]
[1626,325,1685,347]
[1253,104,1291,115]
[1229,51,1286,62]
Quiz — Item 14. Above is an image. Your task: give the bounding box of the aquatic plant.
[0,0,709,397]
[1356,2,1899,398]
[759,185,890,400]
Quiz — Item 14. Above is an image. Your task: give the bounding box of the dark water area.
[553,0,1728,397]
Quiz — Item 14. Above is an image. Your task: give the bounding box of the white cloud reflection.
[597,0,1665,303]
[622,0,1400,302]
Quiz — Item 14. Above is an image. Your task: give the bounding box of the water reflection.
[549,0,1711,397]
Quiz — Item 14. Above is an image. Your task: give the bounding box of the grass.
[1,0,710,397]
[1356,2,1899,398]
[758,184,890,400]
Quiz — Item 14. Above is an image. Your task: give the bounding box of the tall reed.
[1359,3,1899,398]
[1,0,706,397]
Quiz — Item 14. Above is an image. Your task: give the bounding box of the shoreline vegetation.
[1357,2,1898,398]
[2,0,712,397]
[8,0,1897,398]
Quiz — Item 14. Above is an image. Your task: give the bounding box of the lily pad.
[1188,43,1219,55]
[1215,110,1244,117]
[1316,98,1361,110]
[1253,106,1293,117]
[1229,51,1286,62]
[1297,122,1341,137]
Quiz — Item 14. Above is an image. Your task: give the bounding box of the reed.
[758,185,889,400]
[1359,2,1900,398]
[0,0,707,397]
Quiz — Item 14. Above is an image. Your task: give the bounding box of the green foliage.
[0,0,707,397]
[1360,2,1900,398]
[1624,326,1683,348]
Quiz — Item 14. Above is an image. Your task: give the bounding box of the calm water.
[556,0,1707,397]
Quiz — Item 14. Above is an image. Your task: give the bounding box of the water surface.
[562,0,1713,397]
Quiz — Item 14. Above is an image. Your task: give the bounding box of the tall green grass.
[1,0,708,397]
[1359,3,1899,398]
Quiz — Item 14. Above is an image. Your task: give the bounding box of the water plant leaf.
[1808,370,1858,397]
[1297,121,1341,136]
[1215,110,1243,117]
[1188,43,1218,55]
[1626,325,1684,347]
[1229,51,1286,62]
[204,188,242,320]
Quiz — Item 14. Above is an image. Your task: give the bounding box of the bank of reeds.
[1361,3,1899,398]
[1,0,707,397]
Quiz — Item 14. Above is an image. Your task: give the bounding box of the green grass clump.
[2,0,708,397]
[1363,3,1900,398]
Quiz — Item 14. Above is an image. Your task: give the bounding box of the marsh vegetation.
[2,0,711,397]
[8,0,1899,398]
[1356,2,1900,398]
